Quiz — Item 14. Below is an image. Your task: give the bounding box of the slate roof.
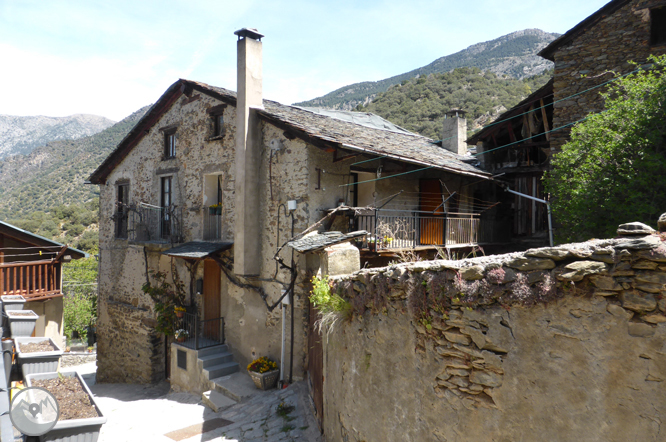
[287,231,368,253]
[539,0,630,61]
[88,79,491,184]
[162,241,233,259]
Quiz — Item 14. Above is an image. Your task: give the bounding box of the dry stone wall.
[322,230,666,441]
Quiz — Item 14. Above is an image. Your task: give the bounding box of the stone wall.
[550,0,666,152]
[321,231,666,441]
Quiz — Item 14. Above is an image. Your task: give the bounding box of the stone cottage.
[540,0,666,152]
[467,0,666,248]
[87,29,501,390]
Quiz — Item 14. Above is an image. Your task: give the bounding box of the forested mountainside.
[356,67,552,140]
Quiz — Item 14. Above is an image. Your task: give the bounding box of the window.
[651,7,666,46]
[164,130,176,159]
[213,113,224,137]
[161,177,172,238]
[115,183,129,239]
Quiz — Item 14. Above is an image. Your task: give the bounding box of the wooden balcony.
[355,210,480,251]
[0,260,61,301]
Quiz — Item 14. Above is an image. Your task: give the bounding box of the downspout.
[504,187,554,247]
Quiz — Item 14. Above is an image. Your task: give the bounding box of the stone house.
[467,0,666,248]
[541,0,666,152]
[87,29,501,390]
[0,220,86,348]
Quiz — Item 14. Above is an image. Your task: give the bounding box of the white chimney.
[234,28,264,276]
[442,109,468,156]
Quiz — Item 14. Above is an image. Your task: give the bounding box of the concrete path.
[75,363,323,442]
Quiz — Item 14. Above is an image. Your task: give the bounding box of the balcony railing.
[174,312,225,350]
[0,260,60,300]
[355,210,480,250]
[203,209,223,241]
[127,204,183,244]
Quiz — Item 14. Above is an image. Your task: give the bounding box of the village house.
[0,221,86,348]
[87,29,502,393]
[467,0,666,248]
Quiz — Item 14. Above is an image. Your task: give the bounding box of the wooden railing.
[0,260,60,299]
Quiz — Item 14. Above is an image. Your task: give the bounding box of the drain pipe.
[280,289,288,385]
[504,186,554,247]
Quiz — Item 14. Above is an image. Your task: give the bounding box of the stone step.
[210,371,258,402]
[202,389,237,412]
[197,344,228,358]
[204,361,239,380]
[199,352,234,369]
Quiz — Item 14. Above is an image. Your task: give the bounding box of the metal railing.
[174,312,225,350]
[203,209,223,241]
[355,210,480,250]
[127,204,183,244]
[0,260,60,300]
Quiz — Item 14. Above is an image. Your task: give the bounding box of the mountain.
[0,107,149,220]
[295,29,559,111]
[357,67,552,140]
[0,114,116,159]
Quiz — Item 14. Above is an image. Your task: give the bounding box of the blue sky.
[0,0,610,121]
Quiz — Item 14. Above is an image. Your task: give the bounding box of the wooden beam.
[333,150,358,163]
[540,99,551,141]
[507,121,517,143]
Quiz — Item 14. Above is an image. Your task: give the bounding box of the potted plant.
[175,329,189,343]
[25,370,107,441]
[15,337,64,377]
[382,236,393,248]
[208,203,222,215]
[367,237,377,252]
[174,306,186,319]
[247,356,279,390]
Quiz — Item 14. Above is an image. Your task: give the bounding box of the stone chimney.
[442,109,467,156]
[234,28,264,276]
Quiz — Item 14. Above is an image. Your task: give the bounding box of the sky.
[0,0,611,121]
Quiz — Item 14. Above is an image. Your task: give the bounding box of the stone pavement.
[76,362,323,442]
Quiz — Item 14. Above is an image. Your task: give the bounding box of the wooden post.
[540,99,550,141]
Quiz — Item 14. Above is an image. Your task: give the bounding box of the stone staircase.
[198,344,239,382]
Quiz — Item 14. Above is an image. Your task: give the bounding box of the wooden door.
[419,179,445,245]
[203,260,221,341]
[307,302,324,431]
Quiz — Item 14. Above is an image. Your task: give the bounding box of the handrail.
[175,312,225,350]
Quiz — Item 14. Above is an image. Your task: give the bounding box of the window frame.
[651,6,666,46]
[160,176,173,238]
[115,182,129,239]
[164,130,176,159]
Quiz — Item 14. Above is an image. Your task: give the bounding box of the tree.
[545,55,666,242]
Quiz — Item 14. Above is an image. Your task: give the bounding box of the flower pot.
[177,336,186,343]
[248,369,279,390]
[1,295,26,311]
[25,370,107,442]
[209,207,216,215]
[368,242,376,252]
[15,337,63,377]
[175,312,184,319]
[6,310,38,337]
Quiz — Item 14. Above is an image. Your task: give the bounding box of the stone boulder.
[617,222,655,236]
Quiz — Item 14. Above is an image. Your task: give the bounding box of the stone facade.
[321,233,666,441]
[548,0,666,152]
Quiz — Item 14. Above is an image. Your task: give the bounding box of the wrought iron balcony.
[203,208,223,241]
[126,204,183,244]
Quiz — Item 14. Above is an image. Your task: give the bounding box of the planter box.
[25,371,107,442]
[249,369,279,390]
[1,295,25,311]
[6,310,38,337]
[15,337,63,378]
